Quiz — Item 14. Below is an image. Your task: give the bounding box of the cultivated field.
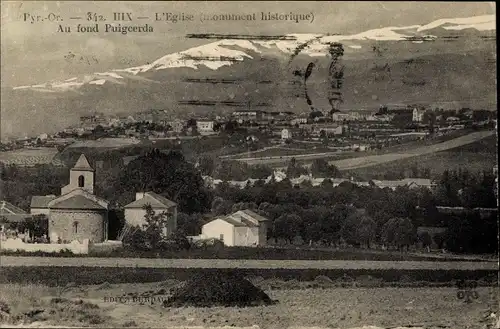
[67,138,140,149]
[0,281,497,328]
[0,257,497,270]
[246,130,495,169]
[0,148,59,166]
[348,134,498,178]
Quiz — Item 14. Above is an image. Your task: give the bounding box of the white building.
[196,120,215,133]
[412,108,424,122]
[281,128,293,140]
[124,192,177,237]
[332,113,351,122]
[201,210,269,247]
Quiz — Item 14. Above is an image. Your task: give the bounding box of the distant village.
[0,105,495,167]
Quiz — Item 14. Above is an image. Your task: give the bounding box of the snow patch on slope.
[417,15,495,32]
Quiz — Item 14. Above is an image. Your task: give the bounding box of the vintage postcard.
[0,1,498,328]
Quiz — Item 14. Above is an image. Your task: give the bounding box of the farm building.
[124,192,177,237]
[201,209,269,247]
[31,154,110,243]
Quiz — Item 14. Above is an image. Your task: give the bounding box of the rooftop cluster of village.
[1,106,495,158]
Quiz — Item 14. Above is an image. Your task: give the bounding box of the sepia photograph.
[0,1,498,328]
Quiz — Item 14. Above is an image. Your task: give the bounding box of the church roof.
[124,192,177,209]
[49,195,106,210]
[48,188,109,210]
[72,154,94,171]
[31,195,57,209]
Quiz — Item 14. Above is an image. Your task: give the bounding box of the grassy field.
[0,280,497,328]
[347,134,497,178]
[240,130,494,168]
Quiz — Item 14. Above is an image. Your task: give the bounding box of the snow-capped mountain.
[12,15,495,92]
[2,15,496,139]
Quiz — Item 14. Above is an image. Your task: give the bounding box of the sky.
[1,1,496,86]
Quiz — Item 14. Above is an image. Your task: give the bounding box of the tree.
[249,165,273,179]
[274,213,301,243]
[111,149,212,213]
[24,215,49,239]
[141,205,169,249]
[381,217,399,249]
[286,157,309,178]
[309,111,324,120]
[320,178,334,189]
[198,156,215,176]
[394,217,415,251]
[311,159,341,178]
[186,118,197,128]
[433,232,446,250]
[191,126,200,136]
[213,122,222,132]
[356,216,377,248]
[224,120,239,134]
[92,125,106,139]
[176,212,204,236]
[418,231,432,251]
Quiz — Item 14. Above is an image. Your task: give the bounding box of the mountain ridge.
[1,15,496,139]
[10,15,496,92]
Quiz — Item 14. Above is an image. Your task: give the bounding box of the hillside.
[347,134,498,179]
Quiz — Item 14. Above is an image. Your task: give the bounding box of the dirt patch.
[163,272,277,307]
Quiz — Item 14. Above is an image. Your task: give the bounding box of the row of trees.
[1,148,497,254]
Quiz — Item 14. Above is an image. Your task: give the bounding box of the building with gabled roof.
[201,209,269,246]
[124,191,177,237]
[30,154,110,243]
[30,195,57,216]
[0,200,31,223]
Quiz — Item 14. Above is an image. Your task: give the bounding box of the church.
[30,154,110,243]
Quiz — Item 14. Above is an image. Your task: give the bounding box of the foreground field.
[0,281,497,328]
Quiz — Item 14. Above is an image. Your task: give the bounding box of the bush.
[193,238,224,250]
[122,228,151,251]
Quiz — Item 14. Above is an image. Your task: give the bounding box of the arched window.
[78,175,85,187]
[73,221,79,234]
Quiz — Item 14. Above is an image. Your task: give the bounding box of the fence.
[0,238,89,254]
